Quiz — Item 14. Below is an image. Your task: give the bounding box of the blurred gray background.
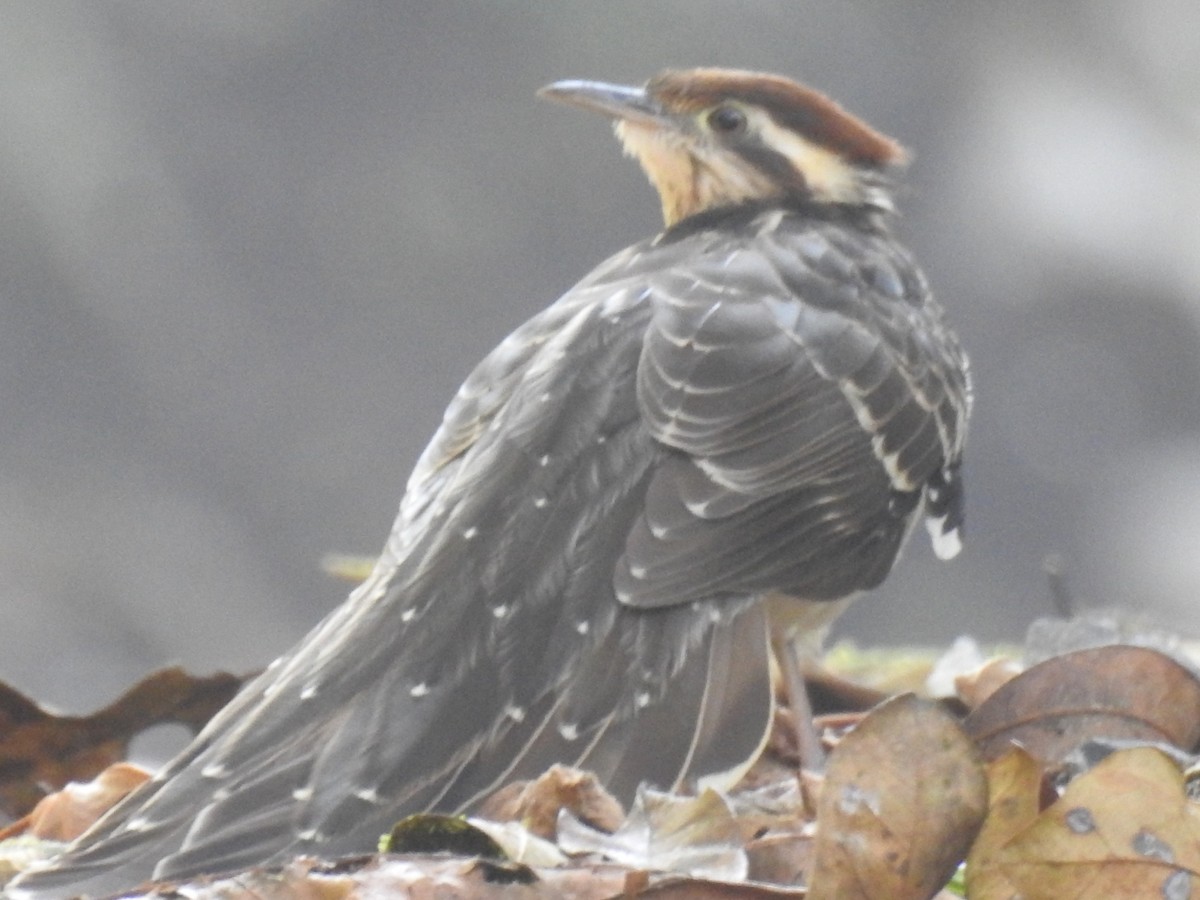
[2,2,1199,719]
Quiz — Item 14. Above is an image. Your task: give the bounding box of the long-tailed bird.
[12,67,971,898]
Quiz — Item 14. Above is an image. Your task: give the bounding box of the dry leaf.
[965,646,1200,766]
[15,762,150,842]
[965,747,1048,898]
[953,656,1022,711]
[968,746,1200,900]
[466,818,568,868]
[802,664,891,715]
[558,786,747,881]
[634,877,808,897]
[476,763,623,839]
[807,693,987,900]
[0,668,246,819]
[0,835,68,889]
[94,851,808,899]
[744,831,813,886]
[105,853,640,899]
[924,635,988,698]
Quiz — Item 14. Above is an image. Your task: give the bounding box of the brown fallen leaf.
[802,663,891,716]
[953,655,1022,711]
[0,762,151,843]
[964,746,1048,899]
[476,763,624,839]
[634,877,807,897]
[964,645,1200,767]
[111,852,637,899]
[0,667,246,820]
[967,746,1200,900]
[92,851,816,899]
[806,693,987,900]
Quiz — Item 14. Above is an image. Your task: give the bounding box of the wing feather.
[621,210,971,610]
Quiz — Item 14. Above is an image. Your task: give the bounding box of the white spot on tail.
[292,787,313,802]
[926,516,962,560]
[410,682,430,698]
[559,722,579,741]
[202,763,228,780]
[462,526,478,540]
[299,683,318,700]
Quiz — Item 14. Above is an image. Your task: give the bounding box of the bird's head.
[540,68,907,228]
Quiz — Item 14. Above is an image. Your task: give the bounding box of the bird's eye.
[707,105,747,134]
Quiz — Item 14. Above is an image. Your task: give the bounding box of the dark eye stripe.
[737,143,807,193]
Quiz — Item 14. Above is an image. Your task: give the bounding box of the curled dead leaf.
[964,646,1200,767]
[15,762,150,843]
[476,763,623,839]
[953,656,1022,711]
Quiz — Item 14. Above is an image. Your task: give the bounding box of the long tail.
[11,568,772,898]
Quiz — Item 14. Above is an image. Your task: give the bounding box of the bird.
[11,67,971,897]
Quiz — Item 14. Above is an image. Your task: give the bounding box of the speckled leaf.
[968,746,1200,900]
[806,693,987,900]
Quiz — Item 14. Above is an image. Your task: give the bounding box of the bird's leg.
[772,631,827,773]
[765,594,856,777]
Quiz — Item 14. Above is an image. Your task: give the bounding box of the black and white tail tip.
[924,466,964,561]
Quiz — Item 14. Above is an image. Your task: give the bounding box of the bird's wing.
[11,237,774,898]
[618,210,971,609]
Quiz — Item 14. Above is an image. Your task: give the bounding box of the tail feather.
[9,596,774,899]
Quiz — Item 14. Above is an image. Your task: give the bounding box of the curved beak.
[537,79,668,127]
